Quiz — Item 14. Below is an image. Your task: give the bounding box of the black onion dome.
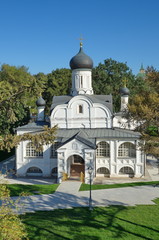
[36,96,46,107]
[119,87,130,96]
[70,45,93,70]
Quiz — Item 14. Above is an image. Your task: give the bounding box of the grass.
[4,184,59,197]
[22,198,159,240]
[80,181,159,191]
[2,181,159,196]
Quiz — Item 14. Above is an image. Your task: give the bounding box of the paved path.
[1,155,159,214]
[12,181,159,214]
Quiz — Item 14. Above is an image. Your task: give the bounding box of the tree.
[0,64,44,135]
[92,58,136,111]
[128,69,159,157]
[0,64,58,153]
[43,68,71,113]
[0,182,28,240]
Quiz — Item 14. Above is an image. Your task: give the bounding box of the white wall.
[51,95,112,129]
[16,141,57,177]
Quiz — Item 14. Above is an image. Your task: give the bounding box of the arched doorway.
[67,155,85,178]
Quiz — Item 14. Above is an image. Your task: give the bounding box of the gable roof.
[59,129,96,149]
[51,94,113,113]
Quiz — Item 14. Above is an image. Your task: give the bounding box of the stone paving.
[13,181,159,214]
[1,155,159,214]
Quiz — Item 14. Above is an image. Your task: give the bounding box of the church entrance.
[67,155,85,178]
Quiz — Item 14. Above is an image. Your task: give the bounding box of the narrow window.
[80,76,83,88]
[79,105,83,113]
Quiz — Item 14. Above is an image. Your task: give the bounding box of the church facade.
[16,43,145,183]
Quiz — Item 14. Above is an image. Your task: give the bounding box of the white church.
[16,43,145,183]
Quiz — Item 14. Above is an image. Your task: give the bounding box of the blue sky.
[1,0,159,75]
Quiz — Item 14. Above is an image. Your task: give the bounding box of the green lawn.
[3,181,159,197]
[80,181,159,191]
[22,199,159,240]
[5,184,59,196]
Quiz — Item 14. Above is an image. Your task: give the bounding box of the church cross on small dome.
[78,35,84,47]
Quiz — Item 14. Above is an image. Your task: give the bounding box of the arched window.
[50,142,60,158]
[97,167,110,174]
[78,105,83,113]
[80,76,83,88]
[119,167,134,175]
[118,142,136,158]
[26,143,43,157]
[96,141,110,157]
[27,167,42,173]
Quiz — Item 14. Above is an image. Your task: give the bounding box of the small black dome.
[70,45,93,70]
[36,96,46,107]
[119,87,130,96]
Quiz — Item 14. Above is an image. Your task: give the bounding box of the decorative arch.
[118,142,136,158]
[119,166,134,177]
[68,95,93,108]
[26,167,43,176]
[93,104,111,118]
[96,141,110,157]
[97,167,110,177]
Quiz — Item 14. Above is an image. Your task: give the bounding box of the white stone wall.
[71,69,93,96]
[16,141,57,177]
[50,95,112,129]
[113,115,137,130]
[95,139,145,178]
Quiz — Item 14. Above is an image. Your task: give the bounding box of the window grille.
[119,167,134,174]
[118,142,136,157]
[27,167,42,173]
[96,141,110,157]
[97,167,110,174]
[26,143,43,157]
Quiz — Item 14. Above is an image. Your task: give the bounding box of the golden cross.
[78,35,84,47]
[122,77,128,87]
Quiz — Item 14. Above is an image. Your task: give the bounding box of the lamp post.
[88,166,93,211]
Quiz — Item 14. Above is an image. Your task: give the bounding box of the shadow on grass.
[19,191,159,240]
[7,184,59,196]
[22,205,159,240]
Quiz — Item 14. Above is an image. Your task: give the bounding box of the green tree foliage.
[128,69,159,157]
[92,58,136,111]
[0,64,44,135]
[0,182,28,240]
[43,68,71,113]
